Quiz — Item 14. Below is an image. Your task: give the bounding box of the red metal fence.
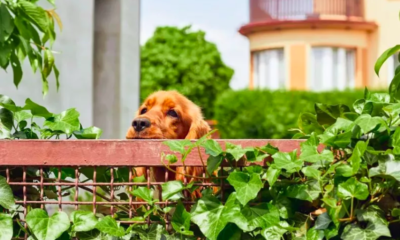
[0,139,304,239]
[250,0,364,22]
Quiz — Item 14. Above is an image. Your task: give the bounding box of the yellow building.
[240,0,400,91]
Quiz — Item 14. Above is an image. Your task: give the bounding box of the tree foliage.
[0,0,61,96]
[214,89,382,139]
[140,26,234,118]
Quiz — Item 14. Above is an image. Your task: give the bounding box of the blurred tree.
[140,26,234,119]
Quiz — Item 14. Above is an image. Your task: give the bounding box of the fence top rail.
[0,139,308,166]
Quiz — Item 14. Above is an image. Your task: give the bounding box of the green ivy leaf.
[272,150,303,173]
[0,213,13,240]
[14,111,32,124]
[335,164,353,177]
[225,142,248,161]
[227,171,263,205]
[44,108,80,135]
[354,114,385,134]
[348,141,367,174]
[0,176,15,209]
[191,193,241,240]
[353,99,365,114]
[259,143,279,155]
[163,140,192,154]
[369,155,400,181]
[261,222,289,240]
[165,154,178,164]
[338,177,369,200]
[285,180,321,202]
[26,209,70,240]
[135,224,167,240]
[235,203,280,232]
[23,99,53,118]
[71,210,98,232]
[0,4,14,43]
[324,224,339,240]
[266,165,281,187]
[217,223,242,240]
[319,118,354,148]
[306,227,324,240]
[315,103,350,126]
[341,206,391,240]
[95,216,125,237]
[201,139,223,156]
[298,113,324,134]
[207,155,223,174]
[301,166,321,180]
[314,212,332,230]
[392,208,400,217]
[389,72,400,101]
[392,128,400,155]
[75,230,106,240]
[130,187,155,205]
[73,126,102,139]
[161,181,185,201]
[0,108,13,131]
[375,45,400,76]
[171,201,193,236]
[299,133,334,163]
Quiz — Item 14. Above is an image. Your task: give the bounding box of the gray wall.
[0,0,140,139]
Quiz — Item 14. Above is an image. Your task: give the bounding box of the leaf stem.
[350,197,354,219]
[342,200,351,217]
[197,146,212,180]
[161,158,225,180]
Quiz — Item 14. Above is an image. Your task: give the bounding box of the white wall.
[0,0,141,139]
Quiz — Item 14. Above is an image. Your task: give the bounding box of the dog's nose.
[132,118,151,132]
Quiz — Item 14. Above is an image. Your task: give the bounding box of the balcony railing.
[250,0,364,23]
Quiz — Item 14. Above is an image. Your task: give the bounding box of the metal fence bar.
[0,139,315,239]
[249,0,364,23]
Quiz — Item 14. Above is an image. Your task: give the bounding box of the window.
[388,53,400,85]
[310,47,355,91]
[253,48,286,90]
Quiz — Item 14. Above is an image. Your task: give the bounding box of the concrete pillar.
[93,0,141,139]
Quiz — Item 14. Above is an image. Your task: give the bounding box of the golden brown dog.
[126,90,211,198]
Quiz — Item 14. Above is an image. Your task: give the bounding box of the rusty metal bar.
[0,139,312,237]
[0,139,305,166]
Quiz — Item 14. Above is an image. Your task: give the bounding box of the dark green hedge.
[213,89,384,139]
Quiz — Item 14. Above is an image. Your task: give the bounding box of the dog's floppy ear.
[185,119,211,139]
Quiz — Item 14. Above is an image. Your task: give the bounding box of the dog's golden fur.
[126,90,211,198]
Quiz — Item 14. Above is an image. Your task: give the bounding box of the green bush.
[214,89,385,139]
[140,26,234,119]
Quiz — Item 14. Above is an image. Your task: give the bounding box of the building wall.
[248,29,369,89]
[246,0,400,91]
[365,0,400,88]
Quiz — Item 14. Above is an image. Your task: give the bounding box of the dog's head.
[126,91,210,139]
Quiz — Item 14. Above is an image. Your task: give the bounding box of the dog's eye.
[140,108,147,114]
[167,110,178,118]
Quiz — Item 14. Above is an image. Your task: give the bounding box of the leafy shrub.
[0,0,62,96]
[0,94,102,139]
[141,25,234,119]
[214,89,384,139]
